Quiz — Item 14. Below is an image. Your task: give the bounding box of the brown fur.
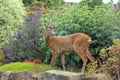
[45,25,95,72]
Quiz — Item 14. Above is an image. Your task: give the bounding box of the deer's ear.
[45,23,48,28]
[45,23,48,25]
[50,23,54,28]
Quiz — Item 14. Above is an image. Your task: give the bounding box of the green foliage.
[0,62,56,72]
[0,0,26,48]
[42,3,120,70]
[22,0,34,6]
[81,0,103,8]
[99,39,120,80]
[85,61,98,75]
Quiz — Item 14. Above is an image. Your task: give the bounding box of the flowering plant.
[3,11,45,63]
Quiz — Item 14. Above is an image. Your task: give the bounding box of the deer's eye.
[48,28,50,30]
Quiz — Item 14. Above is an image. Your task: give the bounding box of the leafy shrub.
[0,0,26,48]
[2,11,45,63]
[99,39,120,80]
[42,3,120,70]
[0,62,56,72]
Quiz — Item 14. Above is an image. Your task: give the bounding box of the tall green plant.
[0,0,26,48]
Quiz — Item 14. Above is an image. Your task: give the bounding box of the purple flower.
[33,50,37,53]
[36,11,41,15]
[28,39,34,46]
[3,45,12,54]
[17,30,23,35]
[29,20,35,26]
[34,38,39,45]
[23,22,29,25]
[14,32,17,36]
[35,11,42,16]
[27,16,33,21]
[24,28,30,33]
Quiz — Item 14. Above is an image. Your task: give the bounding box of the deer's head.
[44,24,54,37]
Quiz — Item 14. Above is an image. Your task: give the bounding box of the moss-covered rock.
[0,62,56,72]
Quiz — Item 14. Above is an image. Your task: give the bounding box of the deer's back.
[48,33,91,53]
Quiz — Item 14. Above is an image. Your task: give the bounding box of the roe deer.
[44,24,95,72]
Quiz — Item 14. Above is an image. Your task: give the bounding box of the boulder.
[0,71,37,80]
[81,76,98,80]
[0,70,99,80]
[0,71,11,80]
[9,71,37,80]
[38,70,85,80]
[0,72,4,79]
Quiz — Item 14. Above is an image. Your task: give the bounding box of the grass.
[0,62,56,72]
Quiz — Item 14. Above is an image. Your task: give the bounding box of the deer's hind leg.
[85,48,95,63]
[73,44,88,72]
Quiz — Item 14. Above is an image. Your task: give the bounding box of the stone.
[9,71,37,80]
[1,71,11,80]
[0,72,4,79]
[81,76,98,80]
[0,70,99,80]
[38,70,85,80]
[94,73,110,80]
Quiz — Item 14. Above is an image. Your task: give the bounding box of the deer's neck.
[45,35,53,46]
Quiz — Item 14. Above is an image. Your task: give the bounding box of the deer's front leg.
[50,52,58,67]
[60,53,66,70]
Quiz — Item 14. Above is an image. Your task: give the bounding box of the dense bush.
[99,39,120,80]
[2,11,45,63]
[42,3,120,70]
[0,0,26,48]
[81,0,103,8]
